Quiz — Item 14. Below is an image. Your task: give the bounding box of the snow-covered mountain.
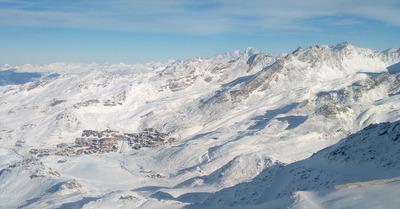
[1,43,400,208]
[202,120,400,208]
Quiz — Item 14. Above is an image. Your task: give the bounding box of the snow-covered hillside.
[1,43,400,208]
[201,120,400,208]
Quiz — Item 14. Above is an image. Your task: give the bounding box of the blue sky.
[1,0,400,65]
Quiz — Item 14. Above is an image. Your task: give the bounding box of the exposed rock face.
[56,179,82,193]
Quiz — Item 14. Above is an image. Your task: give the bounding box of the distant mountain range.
[1,43,400,208]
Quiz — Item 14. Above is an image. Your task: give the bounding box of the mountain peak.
[307,42,352,52]
[331,42,351,50]
[383,46,400,54]
[292,46,303,55]
[214,47,261,61]
[243,47,260,56]
[231,47,260,57]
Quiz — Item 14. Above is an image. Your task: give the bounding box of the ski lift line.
[0,147,25,158]
[120,141,125,153]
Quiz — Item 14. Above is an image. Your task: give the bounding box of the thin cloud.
[0,0,399,34]
[323,18,363,26]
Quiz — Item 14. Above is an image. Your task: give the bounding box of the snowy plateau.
[1,42,400,209]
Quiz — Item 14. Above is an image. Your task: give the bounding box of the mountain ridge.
[1,42,400,208]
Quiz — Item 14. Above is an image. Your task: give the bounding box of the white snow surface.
[1,43,400,208]
[292,180,400,209]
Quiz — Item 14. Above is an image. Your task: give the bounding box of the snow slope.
[293,180,400,209]
[1,43,400,208]
[200,120,400,208]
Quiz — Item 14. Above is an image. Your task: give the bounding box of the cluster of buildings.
[30,128,177,156]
